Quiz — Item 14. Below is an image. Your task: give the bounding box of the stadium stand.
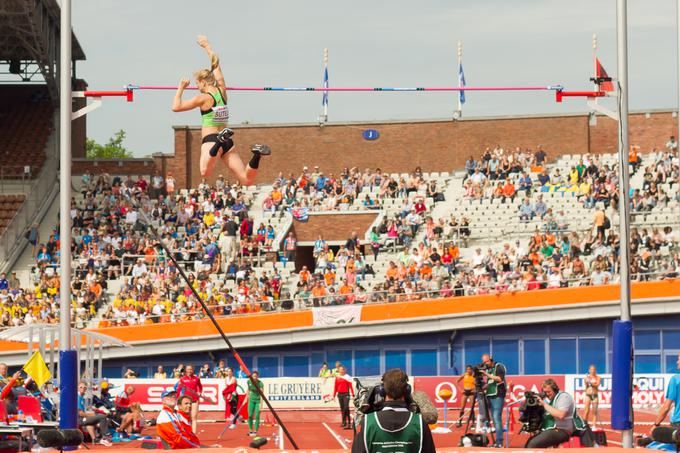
[0,86,53,178]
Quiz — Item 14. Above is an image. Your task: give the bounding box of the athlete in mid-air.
[172,35,269,184]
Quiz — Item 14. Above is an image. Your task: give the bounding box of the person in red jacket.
[333,366,355,429]
[156,390,201,449]
[115,385,135,415]
[177,395,201,446]
[175,365,202,433]
[221,367,242,429]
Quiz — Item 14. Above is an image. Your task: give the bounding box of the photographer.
[481,354,506,448]
[351,369,435,453]
[525,379,585,448]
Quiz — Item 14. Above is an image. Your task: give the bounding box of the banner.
[108,377,341,411]
[564,373,672,408]
[413,375,564,407]
[312,305,362,326]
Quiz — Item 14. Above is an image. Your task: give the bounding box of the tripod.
[462,385,495,446]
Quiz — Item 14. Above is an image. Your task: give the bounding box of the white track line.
[322,422,348,450]
[279,425,284,449]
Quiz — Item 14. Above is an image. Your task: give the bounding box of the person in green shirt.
[318,362,332,378]
[247,371,264,436]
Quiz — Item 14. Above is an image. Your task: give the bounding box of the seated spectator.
[78,381,112,446]
[519,198,535,222]
[156,390,201,449]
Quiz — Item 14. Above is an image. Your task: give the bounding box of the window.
[257,357,279,377]
[665,354,679,373]
[385,350,407,373]
[550,339,576,374]
[355,350,381,377]
[228,356,252,373]
[492,339,519,375]
[578,338,606,374]
[283,356,309,377]
[663,331,680,350]
[635,354,661,373]
[524,340,545,374]
[103,366,122,379]
[328,350,353,374]
[635,331,660,350]
[411,349,438,376]
[465,340,490,366]
[311,352,326,372]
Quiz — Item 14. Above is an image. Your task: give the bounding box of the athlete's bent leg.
[200,142,219,178]
[223,144,269,186]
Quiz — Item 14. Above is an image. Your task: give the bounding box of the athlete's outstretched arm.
[172,78,204,112]
[197,35,227,101]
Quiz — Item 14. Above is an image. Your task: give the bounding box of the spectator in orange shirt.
[311,281,327,307]
[502,178,516,202]
[299,266,311,285]
[419,262,433,279]
[324,269,336,286]
[385,262,398,281]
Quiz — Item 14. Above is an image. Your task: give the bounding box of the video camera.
[353,378,419,427]
[518,391,547,434]
[472,363,489,388]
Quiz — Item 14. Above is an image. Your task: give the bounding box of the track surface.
[84,407,658,451]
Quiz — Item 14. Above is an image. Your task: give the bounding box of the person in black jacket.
[351,369,435,453]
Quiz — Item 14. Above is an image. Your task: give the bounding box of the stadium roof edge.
[171,108,677,130]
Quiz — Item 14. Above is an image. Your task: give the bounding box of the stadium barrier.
[108,373,672,412]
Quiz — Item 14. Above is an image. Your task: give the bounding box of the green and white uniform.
[363,410,423,453]
[247,379,264,432]
[200,90,229,127]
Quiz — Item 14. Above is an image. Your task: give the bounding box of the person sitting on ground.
[177,395,201,445]
[78,381,112,446]
[156,389,201,449]
[117,402,146,437]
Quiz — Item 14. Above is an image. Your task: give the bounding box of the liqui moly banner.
[413,375,565,407]
[564,373,673,408]
[108,377,341,411]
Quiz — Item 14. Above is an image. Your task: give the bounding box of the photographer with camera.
[525,379,586,448]
[480,354,506,448]
[351,369,435,453]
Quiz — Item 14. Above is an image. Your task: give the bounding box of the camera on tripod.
[472,363,488,386]
[518,391,547,434]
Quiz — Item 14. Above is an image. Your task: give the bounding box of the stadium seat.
[17,396,43,422]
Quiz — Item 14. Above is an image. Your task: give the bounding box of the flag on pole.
[23,351,51,387]
[458,63,466,104]
[595,58,614,92]
[322,67,329,108]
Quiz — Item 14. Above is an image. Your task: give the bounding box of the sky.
[69,0,679,157]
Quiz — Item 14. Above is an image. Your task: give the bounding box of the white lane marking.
[322,422,349,450]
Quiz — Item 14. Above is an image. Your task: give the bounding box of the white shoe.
[229,424,236,430]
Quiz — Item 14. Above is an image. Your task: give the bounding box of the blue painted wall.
[102,314,680,378]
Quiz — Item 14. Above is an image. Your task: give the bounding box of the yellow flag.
[23,351,51,388]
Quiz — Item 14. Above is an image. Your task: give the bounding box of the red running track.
[86,407,659,451]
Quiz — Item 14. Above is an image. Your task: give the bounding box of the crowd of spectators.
[2,140,679,327]
[262,165,445,213]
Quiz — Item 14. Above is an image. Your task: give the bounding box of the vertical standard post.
[677,0,680,142]
[322,48,328,123]
[457,41,463,114]
[614,0,633,448]
[59,0,78,434]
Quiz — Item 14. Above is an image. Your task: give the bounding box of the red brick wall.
[72,158,158,175]
[289,213,378,242]
[72,110,676,187]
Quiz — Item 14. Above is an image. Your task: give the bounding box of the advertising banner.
[413,375,565,407]
[312,305,362,326]
[109,376,341,411]
[564,373,672,408]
